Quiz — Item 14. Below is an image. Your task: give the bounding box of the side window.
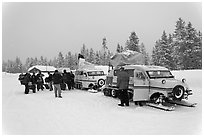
[126,69,134,77]
[135,72,145,80]
[76,71,83,75]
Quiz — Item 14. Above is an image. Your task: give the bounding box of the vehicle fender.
[149,90,168,99]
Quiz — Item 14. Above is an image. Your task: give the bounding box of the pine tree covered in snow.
[152,18,202,70]
[172,18,187,69]
[126,32,140,52]
[116,43,124,53]
[140,43,150,65]
[172,18,202,70]
[152,31,177,69]
[88,48,95,64]
[57,52,65,68]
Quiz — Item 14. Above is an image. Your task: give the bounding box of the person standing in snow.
[23,72,32,94]
[117,67,130,107]
[70,71,75,89]
[36,71,44,91]
[52,70,63,98]
[30,72,37,93]
[62,70,68,90]
[64,71,72,90]
[47,71,53,91]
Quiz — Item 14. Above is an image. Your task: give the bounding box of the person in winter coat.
[117,67,130,107]
[70,71,75,89]
[62,70,68,90]
[47,72,53,91]
[36,71,44,91]
[67,72,72,90]
[30,72,37,93]
[52,70,63,98]
[23,73,31,94]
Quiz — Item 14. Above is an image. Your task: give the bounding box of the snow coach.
[102,65,196,110]
[74,54,107,91]
[102,50,196,111]
[75,69,106,90]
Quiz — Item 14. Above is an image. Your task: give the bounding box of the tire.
[172,86,184,101]
[103,88,109,96]
[111,89,117,98]
[98,79,105,87]
[88,83,94,89]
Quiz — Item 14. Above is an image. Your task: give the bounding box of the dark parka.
[31,74,37,84]
[117,69,129,90]
[52,72,63,84]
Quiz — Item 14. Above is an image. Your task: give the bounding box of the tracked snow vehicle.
[103,65,196,111]
[102,50,196,110]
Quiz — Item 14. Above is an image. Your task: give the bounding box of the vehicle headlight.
[182,78,186,83]
[162,79,166,84]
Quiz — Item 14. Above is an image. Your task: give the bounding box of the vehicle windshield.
[87,71,105,76]
[146,70,174,79]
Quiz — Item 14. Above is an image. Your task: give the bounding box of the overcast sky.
[2,2,202,62]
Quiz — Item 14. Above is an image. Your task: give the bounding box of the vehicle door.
[81,71,89,88]
[133,69,150,101]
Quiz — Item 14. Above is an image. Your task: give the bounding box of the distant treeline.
[2,18,202,73]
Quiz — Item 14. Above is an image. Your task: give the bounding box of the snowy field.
[2,70,202,135]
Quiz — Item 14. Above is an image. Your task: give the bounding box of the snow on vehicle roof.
[77,68,104,72]
[28,65,56,72]
[123,65,169,71]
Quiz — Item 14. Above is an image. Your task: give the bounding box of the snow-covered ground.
[2,70,202,135]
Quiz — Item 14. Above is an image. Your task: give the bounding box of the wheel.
[98,79,105,87]
[88,83,94,89]
[111,89,117,98]
[172,86,184,101]
[103,88,109,96]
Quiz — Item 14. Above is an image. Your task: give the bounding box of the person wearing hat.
[117,67,130,106]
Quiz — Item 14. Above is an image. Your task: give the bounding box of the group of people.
[19,69,75,98]
[19,67,134,106]
[19,71,45,94]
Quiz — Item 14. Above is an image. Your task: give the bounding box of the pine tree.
[151,41,162,66]
[14,57,23,73]
[89,48,95,64]
[25,57,32,70]
[116,43,123,53]
[172,18,186,69]
[182,22,201,69]
[126,32,140,52]
[116,43,121,53]
[167,34,175,70]
[57,52,64,67]
[151,31,172,68]
[67,51,74,69]
[95,51,100,65]
[81,44,86,57]
[101,37,108,65]
[140,43,150,65]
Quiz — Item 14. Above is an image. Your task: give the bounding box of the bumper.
[168,89,193,100]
